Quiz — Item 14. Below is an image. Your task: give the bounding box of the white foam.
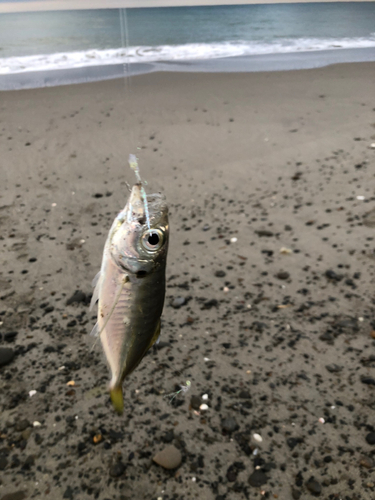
[1,37,375,75]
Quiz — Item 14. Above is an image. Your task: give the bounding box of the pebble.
[248,469,268,487]
[255,229,274,237]
[161,430,174,443]
[325,364,342,373]
[190,395,201,410]
[0,347,15,367]
[319,331,334,343]
[15,419,30,432]
[221,416,239,433]
[153,445,182,469]
[171,297,186,308]
[361,376,375,386]
[360,456,374,469]
[305,477,322,496]
[325,270,343,281]
[109,461,126,477]
[291,489,301,499]
[280,246,292,254]
[66,290,87,305]
[4,331,18,342]
[365,432,375,445]
[214,270,226,278]
[275,271,290,280]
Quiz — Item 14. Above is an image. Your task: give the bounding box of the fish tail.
[110,385,124,415]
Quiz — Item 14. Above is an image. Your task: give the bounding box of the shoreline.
[1,46,375,91]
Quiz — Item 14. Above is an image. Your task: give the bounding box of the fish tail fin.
[110,385,124,415]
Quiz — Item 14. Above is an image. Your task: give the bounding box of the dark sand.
[1,63,375,500]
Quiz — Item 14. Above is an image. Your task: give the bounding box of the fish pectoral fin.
[91,270,101,288]
[89,322,100,337]
[89,271,101,311]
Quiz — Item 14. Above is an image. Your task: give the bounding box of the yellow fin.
[148,319,161,349]
[110,386,124,415]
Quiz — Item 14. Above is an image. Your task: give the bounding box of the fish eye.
[141,229,164,252]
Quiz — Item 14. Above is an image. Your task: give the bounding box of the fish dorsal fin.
[90,271,101,311]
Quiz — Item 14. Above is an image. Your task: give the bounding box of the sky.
[0,0,372,13]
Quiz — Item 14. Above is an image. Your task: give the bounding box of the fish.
[90,178,169,414]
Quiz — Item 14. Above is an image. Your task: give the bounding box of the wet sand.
[1,63,375,499]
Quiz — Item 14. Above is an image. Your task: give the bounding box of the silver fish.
[90,182,169,414]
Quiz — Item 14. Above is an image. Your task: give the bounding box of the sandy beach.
[1,62,375,499]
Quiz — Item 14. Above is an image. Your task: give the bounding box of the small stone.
[275,271,290,280]
[255,229,274,237]
[280,247,292,254]
[325,364,342,373]
[319,331,334,343]
[171,297,186,308]
[0,347,15,367]
[239,390,251,399]
[153,445,182,469]
[325,270,343,281]
[66,290,87,305]
[248,469,268,487]
[360,456,374,469]
[365,432,375,445]
[15,419,30,432]
[93,434,102,444]
[286,437,301,450]
[214,270,226,278]
[161,430,174,443]
[0,492,27,500]
[190,395,201,410]
[221,417,239,433]
[291,489,301,500]
[305,477,321,496]
[109,461,126,477]
[4,331,18,342]
[22,428,32,440]
[361,376,375,386]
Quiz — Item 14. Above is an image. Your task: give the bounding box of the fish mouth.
[126,183,146,225]
[125,184,167,228]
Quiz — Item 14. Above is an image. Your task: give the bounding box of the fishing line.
[119,8,150,226]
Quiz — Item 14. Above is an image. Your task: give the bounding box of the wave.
[1,37,375,75]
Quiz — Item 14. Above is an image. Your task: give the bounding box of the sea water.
[0,2,374,88]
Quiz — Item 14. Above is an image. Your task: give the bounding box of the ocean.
[0,2,375,89]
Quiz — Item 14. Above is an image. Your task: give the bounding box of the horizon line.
[0,0,374,14]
